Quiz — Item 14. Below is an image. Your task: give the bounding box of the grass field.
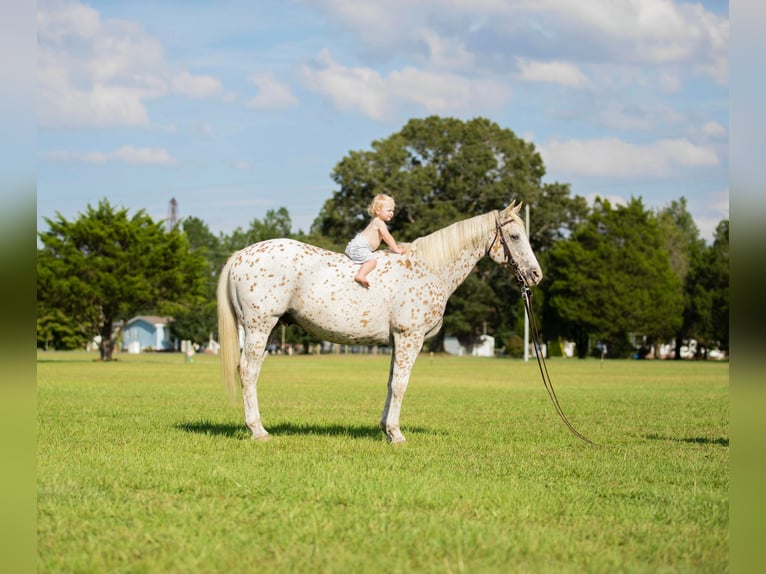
[37,351,728,573]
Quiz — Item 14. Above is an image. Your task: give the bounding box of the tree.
[36,308,88,351]
[223,207,294,253]
[684,219,729,356]
[171,216,228,345]
[311,116,582,348]
[657,198,707,358]
[37,199,207,360]
[545,197,683,358]
[709,221,729,353]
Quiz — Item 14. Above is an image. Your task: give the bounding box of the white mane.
[408,211,499,272]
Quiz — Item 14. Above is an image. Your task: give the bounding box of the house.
[444,334,495,357]
[121,316,175,353]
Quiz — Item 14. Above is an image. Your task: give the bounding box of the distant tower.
[166,197,178,232]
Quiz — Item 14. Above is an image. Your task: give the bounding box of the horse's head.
[488,201,543,288]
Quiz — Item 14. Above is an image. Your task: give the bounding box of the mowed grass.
[37,351,728,573]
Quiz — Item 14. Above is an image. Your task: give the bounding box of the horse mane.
[408,210,502,271]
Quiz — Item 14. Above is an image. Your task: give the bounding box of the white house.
[444,334,495,357]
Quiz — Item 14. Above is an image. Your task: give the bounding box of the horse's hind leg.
[239,325,276,440]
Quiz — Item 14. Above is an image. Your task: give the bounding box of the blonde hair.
[367,194,395,217]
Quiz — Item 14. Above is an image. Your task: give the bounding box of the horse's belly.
[289,297,391,345]
[289,278,391,344]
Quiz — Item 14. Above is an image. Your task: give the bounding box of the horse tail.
[217,256,241,401]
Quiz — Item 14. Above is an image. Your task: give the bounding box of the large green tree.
[657,198,707,358]
[37,200,207,360]
[545,197,683,358]
[169,216,227,346]
[311,115,583,350]
[684,220,729,355]
[708,220,729,353]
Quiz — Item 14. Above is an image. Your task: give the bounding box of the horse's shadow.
[176,420,439,441]
[644,433,728,447]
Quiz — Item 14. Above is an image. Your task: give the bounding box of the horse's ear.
[506,200,522,215]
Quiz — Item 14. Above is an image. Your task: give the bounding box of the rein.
[493,215,597,446]
[520,287,597,445]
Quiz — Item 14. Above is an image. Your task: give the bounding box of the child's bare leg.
[355,259,377,287]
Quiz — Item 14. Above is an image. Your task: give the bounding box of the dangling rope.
[490,215,597,445]
[521,286,598,446]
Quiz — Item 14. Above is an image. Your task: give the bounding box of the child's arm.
[375,219,406,254]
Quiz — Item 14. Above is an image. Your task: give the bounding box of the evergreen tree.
[37,199,207,360]
[546,197,683,358]
[657,197,707,358]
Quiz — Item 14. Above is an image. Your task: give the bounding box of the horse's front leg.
[239,327,274,441]
[380,331,424,444]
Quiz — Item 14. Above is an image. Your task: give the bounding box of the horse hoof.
[387,434,406,445]
[252,433,271,442]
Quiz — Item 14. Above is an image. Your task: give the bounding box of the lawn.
[37,351,728,573]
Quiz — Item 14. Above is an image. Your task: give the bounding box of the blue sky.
[37,0,729,241]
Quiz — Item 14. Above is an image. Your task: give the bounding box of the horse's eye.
[510,233,520,241]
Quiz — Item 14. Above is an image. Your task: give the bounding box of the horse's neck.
[415,211,496,292]
[439,241,488,292]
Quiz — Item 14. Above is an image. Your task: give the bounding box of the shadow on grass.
[176,420,442,440]
[645,433,729,447]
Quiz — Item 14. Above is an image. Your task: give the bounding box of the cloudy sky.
[37,0,729,241]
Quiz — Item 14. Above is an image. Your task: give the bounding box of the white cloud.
[539,137,719,177]
[37,0,226,128]
[303,49,510,120]
[658,70,682,94]
[311,0,728,84]
[420,28,474,71]
[516,58,588,88]
[43,146,177,165]
[527,0,727,67]
[597,101,684,132]
[171,71,224,99]
[702,121,727,138]
[303,50,389,119]
[247,73,299,109]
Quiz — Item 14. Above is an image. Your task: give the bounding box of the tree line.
[37,116,728,360]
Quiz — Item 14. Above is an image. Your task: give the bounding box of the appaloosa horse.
[217,201,542,443]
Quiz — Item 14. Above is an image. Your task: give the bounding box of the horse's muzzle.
[524,267,543,287]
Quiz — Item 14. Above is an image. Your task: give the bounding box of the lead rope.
[520,286,598,445]
[493,217,597,445]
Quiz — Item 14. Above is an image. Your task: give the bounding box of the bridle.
[488,214,526,286]
[490,213,598,446]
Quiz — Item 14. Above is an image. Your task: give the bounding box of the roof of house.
[128,315,174,326]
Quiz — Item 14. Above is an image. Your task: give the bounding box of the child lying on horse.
[344,194,407,287]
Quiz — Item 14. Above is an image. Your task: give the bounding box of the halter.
[488,214,526,287]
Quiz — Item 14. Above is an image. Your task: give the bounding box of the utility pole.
[524,203,530,362]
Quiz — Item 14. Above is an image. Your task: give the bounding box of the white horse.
[217,201,542,443]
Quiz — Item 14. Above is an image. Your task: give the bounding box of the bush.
[505,334,524,358]
[548,338,564,357]
[607,334,636,359]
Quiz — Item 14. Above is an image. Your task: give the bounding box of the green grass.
[37,351,728,573]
